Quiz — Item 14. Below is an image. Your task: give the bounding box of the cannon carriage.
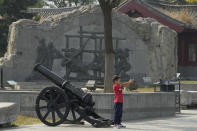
[34,64,113,127]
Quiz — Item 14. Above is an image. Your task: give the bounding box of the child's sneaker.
[114,124,121,129]
[119,124,126,128]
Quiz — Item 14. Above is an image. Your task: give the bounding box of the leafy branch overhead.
[98,0,121,8]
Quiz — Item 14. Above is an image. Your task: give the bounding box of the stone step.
[0,102,18,125]
[14,82,55,90]
[14,82,86,90]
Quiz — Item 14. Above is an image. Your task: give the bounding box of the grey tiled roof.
[27,7,80,19]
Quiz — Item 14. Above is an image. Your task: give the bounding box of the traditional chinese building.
[117,0,197,79]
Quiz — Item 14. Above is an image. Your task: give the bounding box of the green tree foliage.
[0,0,43,57]
[120,0,126,3]
[168,0,197,4]
[186,0,197,4]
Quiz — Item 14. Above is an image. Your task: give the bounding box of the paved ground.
[2,110,197,131]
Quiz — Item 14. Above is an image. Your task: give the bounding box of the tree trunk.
[103,7,114,93]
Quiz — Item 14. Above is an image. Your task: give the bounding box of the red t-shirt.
[113,84,123,103]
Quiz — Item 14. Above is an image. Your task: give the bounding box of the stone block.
[167,93,176,107]
[160,93,169,106]
[124,93,137,108]
[181,91,192,106]
[136,93,147,108]
[94,94,113,109]
[0,102,18,125]
[151,93,161,107]
[160,111,175,117]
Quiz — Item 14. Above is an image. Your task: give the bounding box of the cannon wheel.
[65,108,83,124]
[35,86,70,126]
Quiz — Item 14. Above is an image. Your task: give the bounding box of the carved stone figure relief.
[27,37,63,80]
[28,26,132,81]
[61,26,131,80]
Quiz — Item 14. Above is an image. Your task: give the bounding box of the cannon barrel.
[34,64,66,87]
[34,64,95,106]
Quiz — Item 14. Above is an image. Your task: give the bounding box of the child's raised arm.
[121,79,134,88]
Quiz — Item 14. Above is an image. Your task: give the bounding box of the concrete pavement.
[2,110,197,131]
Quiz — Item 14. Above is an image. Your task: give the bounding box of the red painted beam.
[118,0,184,33]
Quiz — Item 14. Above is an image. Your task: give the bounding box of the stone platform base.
[0,102,18,125]
[0,90,176,121]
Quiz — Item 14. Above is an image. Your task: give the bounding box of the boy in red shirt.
[113,75,134,129]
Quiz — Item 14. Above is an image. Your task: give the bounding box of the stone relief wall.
[0,5,177,83]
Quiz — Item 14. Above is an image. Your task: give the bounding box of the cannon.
[34,64,113,127]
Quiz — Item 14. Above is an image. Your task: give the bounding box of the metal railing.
[0,68,3,89]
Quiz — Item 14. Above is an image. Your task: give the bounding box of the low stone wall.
[176,83,197,91]
[181,91,197,106]
[174,83,197,106]
[0,91,176,121]
[93,92,176,120]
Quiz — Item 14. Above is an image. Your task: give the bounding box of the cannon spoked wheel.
[65,108,83,124]
[35,86,70,126]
